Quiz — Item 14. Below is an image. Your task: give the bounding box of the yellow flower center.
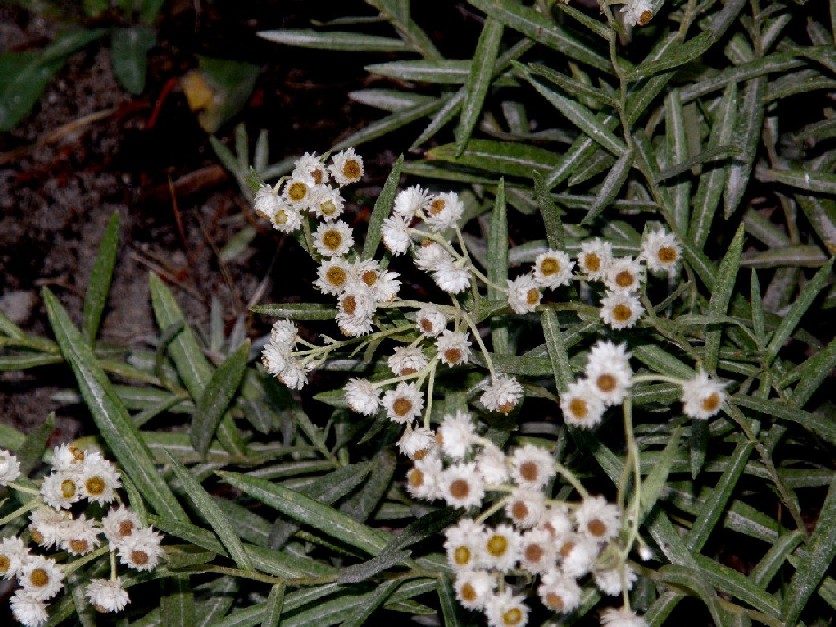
[342,159,361,180]
[615,270,634,288]
[569,398,588,419]
[60,479,76,499]
[658,246,677,263]
[322,230,343,251]
[86,476,106,496]
[702,393,721,412]
[486,534,507,556]
[429,199,446,216]
[408,468,424,488]
[70,539,89,553]
[273,210,289,225]
[453,546,471,566]
[540,258,559,276]
[546,592,564,610]
[320,200,338,216]
[361,270,378,286]
[460,582,477,601]
[526,288,540,306]
[0,555,10,573]
[639,9,652,25]
[288,181,307,202]
[613,304,632,322]
[326,266,347,287]
[584,253,601,273]
[30,568,49,587]
[503,608,523,625]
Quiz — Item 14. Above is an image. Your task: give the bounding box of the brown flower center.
[639,9,652,25]
[559,540,575,558]
[503,608,523,625]
[497,401,515,414]
[429,199,446,216]
[454,546,471,566]
[658,246,677,263]
[444,348,462,364]
[546,592,564,610]
[118,520,134,537]
[323,230,343,251]
[326,266,347,287]
[584,253,600,273]
[86,476,105,496]
[30,568,49,587]
[702,393,721,412]
[449,479,469,499]
[540,258,559,276]
[131,550,149,566]
[613,304,632,322]
[520,461,538,482]
[569,398,588,419]
[596,374,617,393]
[524,543,543,563]
[70,447,85,462]
[342,295,357,315]
[393,398,413,417]
[526,288,540,306]
[400,367,417,376]
[0,555,10,573]
[69,539,89,553]
[343,159,361,180]
[408,468,424,488]
[30,530,44,545]
[461,582,477,601]
[311,168,323,185]
[587,519,607,537]
[362,270,378,286]
[288,181,307,202]
[511,500,529,521]
[615,270,634,288]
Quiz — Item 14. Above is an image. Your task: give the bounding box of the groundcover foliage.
[1,1,834,626]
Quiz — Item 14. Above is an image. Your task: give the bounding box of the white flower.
[381,215,412,255]
[79,457,121,504]
[621,0,653,28]
[600,290,644,329]
[484,588,529,627]
[481,375,523,414]
[509,444,555,490]
[336,310,375,338]
[436,330,471,367]
[681,370,726,419]
[424,192,464,231]
[586,341,632,405]
[440,463,485,509]
[59,515,102,555]
[0,449,21,484]
[605,257,644,294]
[594,565,637,596]
[86,577,130,613]
[533,250,575,289]
[641,228,681,275]
[0,536,29,579]
[393,185,429,219]
[481,524,521,572]
[397,425,436,460]
[454,569,495,610]
[10,590,48,627]
[117,526,165,571]
[476,442,509,485]
[344,378,380,415]
[414,241,452,272]
[432,261,471,294]
[29,507,71,549]
[437,411,477,459]
[329,147,364,186]
[557,533,599,578]
[406,454,443,500]
[353,259,400,302]
[253,184,281,220]
[382,382,424,424]
[314,258,353,295]
[292,152,329,186]
[277,359,308,390]
[40,470,81,510]
[578,238,613,280]
[538,570,582,613]
[575,496,621,542]
[261,341,289,377]
[51,443,86,471]
[313,220,354,257]
[102,506,142,547]
[444,519,486,570]
[541,504,573,537]
[270,205,303,234]
[19,555,64,601]
[415,305,447,337]
[519,528,556,574]
[270,319,298,346]
[560,379,606,429]
[507,274,541,314]
[387,346,428,376]
[600,606,648,626]
[336,284,376,337]
[309,185,345,221]
[506,488,546,529]
[282,177,313,210]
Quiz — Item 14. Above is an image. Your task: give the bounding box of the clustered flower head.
[1,446,164,627]
[400,423,643,626]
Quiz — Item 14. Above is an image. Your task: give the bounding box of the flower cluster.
[560,341,633,429]
[0,446,165,627]
[399,412,644,626]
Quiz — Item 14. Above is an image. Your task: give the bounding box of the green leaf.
[784,337,836,407]
[487,179,510,355]
[541,309,572,394]
[756,166,836,195]
[160,576,195,627]
[110,26,155,94]
[251,303,337,320]
[640,427,681,520]
[583,148,632,225]
[366,60,473,84]
[456,18,503,155]
[689,419,709,480]
[362,154,403,260]
[191,340,249,458]
[349,89,435,112]
[340,449,396,522]
[190,56,260,133]
[629,32,714,80]
[81,212,119,346]
[260,583,285,627]
[331,98,444,151]
[663,89,690,231]
[632,343,694,379]
[17,412,55,475]
[693,554,781,619]
[427,139,561,178]
[467,0,611,72]
[704,225,744,372]
[194,577,238,627]
[219,471,389,556]
[369,0,442,58]
[43,288,186,520]
[783,479,836,625]
[533,171,564,250]
[765,258,833,365]
[522,73,627,157]
[164,451,253,571]
[725,78,765,219]
[258,29,410,52]
[750,530,804,588]
[731,395,836,446]
[522,62,613,107]
[655,564,727,627]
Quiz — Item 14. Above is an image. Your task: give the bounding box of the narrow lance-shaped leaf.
[783,479,836,625]
[260,583,285,627]
[258,29,410,52]
[160,577,194,627]
[704,225,744,372]
[43,288,186,521]
[82,211,119,346]
[725,77,765,219]
[362,154,403,260]
[488,179,510,355]
[163,451,253,571]
[541,309,572,394]
[640,427,681,521]
[533,171,564,250]
[455,17,503,155]
[191,340,249,458]
[583,148,632,225]
[664,89,691,231]
[110,26,155,94]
